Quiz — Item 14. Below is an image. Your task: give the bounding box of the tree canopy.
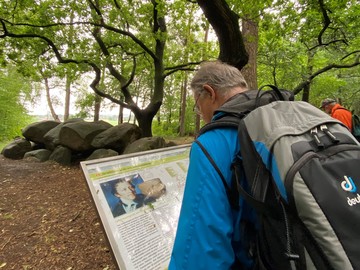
[0,66,32,141]
[0,0,214,136]
[0,0,359,137]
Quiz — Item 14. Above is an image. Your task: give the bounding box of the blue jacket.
[169,124,255,269]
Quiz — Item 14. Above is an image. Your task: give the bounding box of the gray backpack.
[197,87,360,269]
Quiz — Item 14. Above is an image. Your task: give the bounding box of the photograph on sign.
[81,145,191,270]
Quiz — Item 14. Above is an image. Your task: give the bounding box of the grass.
[165,136,194,145]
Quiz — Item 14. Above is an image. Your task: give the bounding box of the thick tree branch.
[308,0,348,51]
[317,0,331,45]
[87,0,102,17]
[0,18,158,61]
[113,0,121,9]
[163,62,201,78]
[196,0,248,70]
[0,18,133,108]
[293,53,360,95]
[89,4,136,106]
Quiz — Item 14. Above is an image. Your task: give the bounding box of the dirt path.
[0,155,117,270]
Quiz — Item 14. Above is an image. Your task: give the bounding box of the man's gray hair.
[190,60,248,96]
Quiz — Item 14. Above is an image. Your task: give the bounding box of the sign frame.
[80,144,191,270]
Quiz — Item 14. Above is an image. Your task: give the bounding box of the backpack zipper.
[310,127,324,149]
[320,125,340,143]
[285,124,359,189]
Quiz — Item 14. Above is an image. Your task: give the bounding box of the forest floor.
[0,155,118,270]
[0,137,193,270]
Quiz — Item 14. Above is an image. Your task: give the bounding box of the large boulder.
[59,120,113,152]
[22,120,60,145]
[43,118,84,150]
[1,138,32,159]
[86,149,119,161]
[48,145,72,166]
[123,136,166,154]
[91,123,142,153]
[24,149,52,162]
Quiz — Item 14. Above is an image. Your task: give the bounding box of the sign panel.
[80,145,191,270]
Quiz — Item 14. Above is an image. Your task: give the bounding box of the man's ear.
[203,84,216,102]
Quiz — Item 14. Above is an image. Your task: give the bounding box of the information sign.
[80,145,191,270]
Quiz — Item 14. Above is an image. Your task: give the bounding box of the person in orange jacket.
[320,98,352,131]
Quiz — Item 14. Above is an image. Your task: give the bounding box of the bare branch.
[89,64,129,108]
[309,38,348,51]
[0,18,131,108]
[0,18,157,61]
[87,0,102,17]
[163,62,201,78]
[341,50,360,61]
[165,61,202,71]
[113,0,121,9]
[293,54,360,95]
[317,0,331,45]
[308,0,348,51]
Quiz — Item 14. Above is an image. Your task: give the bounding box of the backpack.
[352,114,360,142]
[196,85,360,270]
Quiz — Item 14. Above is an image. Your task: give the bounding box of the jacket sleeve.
[169,130,240,270]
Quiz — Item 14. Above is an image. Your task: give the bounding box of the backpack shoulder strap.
[198,116,240,135]
[237,119,271,202]
[198,87,294,137]
[194,85,294,209]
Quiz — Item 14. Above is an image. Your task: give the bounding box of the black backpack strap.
[231,160,279,218]
[194,140,239,209]
[258,85,286,101]
[198,117,240,136]
[237,120,271,203]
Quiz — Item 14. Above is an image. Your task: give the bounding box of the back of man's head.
[320,98,336,109]
[190,60,248,96]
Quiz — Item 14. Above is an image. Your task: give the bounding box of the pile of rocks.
[1,119,177,165]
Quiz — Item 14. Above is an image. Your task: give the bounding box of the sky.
[25,90,128,120]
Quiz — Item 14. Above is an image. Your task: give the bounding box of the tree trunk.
[93,94,101,121]
[302,51,315,102]
[135,102,161,137]
[195,114,201,136]
[194,20,209,135]
[179,75,188,136]
[118,104,123,125]
[241,17,258,90]
[44,77,60,122]
[123,0,166,137]
[167,108,171,124]
[118,96,125,124]
[63,14,75,122]
[197,0,248,69]
[64,75,71,121]
[302,84,310,102]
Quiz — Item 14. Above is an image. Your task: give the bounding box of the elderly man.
[169,61,256,270]
[320,98,352,131]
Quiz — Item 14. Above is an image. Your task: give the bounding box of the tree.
[257,0,360,101]
[0,0,209,136]
[0,66,32,141]
[196,0,248,69]
[2,0,358,138]
[198,0,360,102]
